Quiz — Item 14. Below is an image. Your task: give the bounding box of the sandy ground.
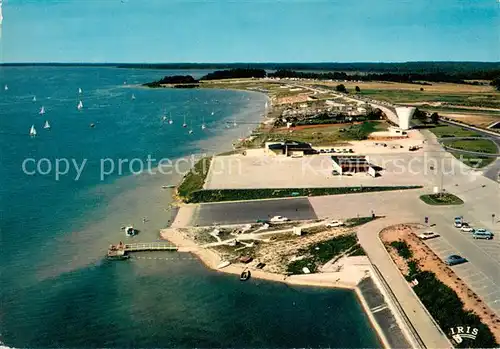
[380,224,500,343]
[160,227,366,289]
[438,112,499,128]
[275,94,311,105]
[204,139,431,190]
[305,81,497,94]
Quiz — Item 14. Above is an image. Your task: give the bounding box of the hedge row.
[389,244,498,348]
[184,185,422,203]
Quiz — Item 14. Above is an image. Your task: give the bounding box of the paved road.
[357,218,451,348]
[191,197,317,226]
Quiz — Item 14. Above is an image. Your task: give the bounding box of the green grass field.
[359,89,500,108]
[420,193,464,206]
[267,121,388,146]
[428,125,498,168]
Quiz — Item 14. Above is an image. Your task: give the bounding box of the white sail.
[39,106,45,115]
[77,100,83,110]
[201,123,206,130]
[44,120,51,129]
[33,96,37,102]
[29,125,37,136]
[4,84,8,91]
[78,88,82,94]
[168,112,173,124]
[131,94,136,100]
[182,114,187,128]
[211,111,214,115]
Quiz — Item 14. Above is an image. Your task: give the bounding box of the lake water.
[0,66,381,348]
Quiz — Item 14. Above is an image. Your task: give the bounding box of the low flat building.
[266,141,316,156]
[331,155,375,175]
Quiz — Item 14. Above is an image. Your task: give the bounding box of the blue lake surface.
[0,67,381,348]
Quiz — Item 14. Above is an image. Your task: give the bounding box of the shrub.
[390,240,413,259]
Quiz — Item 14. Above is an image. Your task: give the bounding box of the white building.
[395,106,416,130]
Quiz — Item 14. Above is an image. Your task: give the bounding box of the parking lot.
[204,150,430,189]
[422,230,500,315]
[190,197,317,226]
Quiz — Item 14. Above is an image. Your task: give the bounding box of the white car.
[460,224,474,232]
[270,215,289,223]
[326,220,345,227]
[417,231,440,240]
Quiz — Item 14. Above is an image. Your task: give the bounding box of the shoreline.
[160,227,397,349]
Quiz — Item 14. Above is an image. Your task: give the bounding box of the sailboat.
[39,106,45,115]
[201,115,206,130]
[77,100,83,110]
[78,88,82,94]
[33,96,37,102]
[188,122,193,135]
[182,114,187,128]
[131,94,136,100]
[44,120,51,129]
[29,125,37,137]
[168,113,173,124]
[4,85,8,91]
[211,111,215,116]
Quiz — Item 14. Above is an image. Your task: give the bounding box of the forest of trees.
[143,75,198,87]
[143,67,500,87]
[267,69,500,85]
[200,68,267,80]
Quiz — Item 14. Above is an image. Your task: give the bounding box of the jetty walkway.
[107,242,178,259]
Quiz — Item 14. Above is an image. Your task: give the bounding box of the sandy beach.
[161,227,369,290]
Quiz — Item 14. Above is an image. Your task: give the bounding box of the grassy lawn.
[185,185,422,203]
[419,193,464,206]
[358,89,500,109]
[177,157,212,200]
[267,121,388,145]
[428,125,498,168]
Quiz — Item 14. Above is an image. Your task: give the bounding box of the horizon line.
[1,60,500,65]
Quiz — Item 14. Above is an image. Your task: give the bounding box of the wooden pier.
[106,241,178,260]
[123,242,178,252]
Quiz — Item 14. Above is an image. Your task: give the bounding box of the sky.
[0,0,499,63]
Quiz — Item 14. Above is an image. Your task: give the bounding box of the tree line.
[144,68,500,87]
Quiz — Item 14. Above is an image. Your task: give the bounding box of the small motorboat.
[106,253,130,261]
[240,270,251,281]
[124,226,137,237]
[217,261,230,269]
[162,185,175,189]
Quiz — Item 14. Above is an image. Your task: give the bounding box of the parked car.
[270,215,289,223]
[472,229,494,240]
[454,216,464,228]
[326,220,344,228]
[445,255,468,266]
[417,231,440,240]
[460,223,474,232]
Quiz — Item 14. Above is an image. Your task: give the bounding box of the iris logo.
[449,326,479,344]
